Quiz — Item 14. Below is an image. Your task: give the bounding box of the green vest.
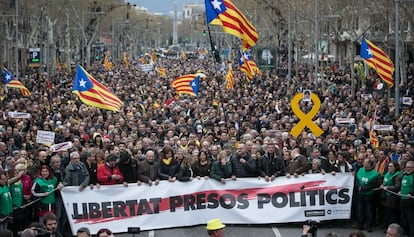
[357,167,380,195]
[401,172,414,200]
[10,181,23,207]
[0,185,13,216]
[35,177,57,204]
[383,171,401,197]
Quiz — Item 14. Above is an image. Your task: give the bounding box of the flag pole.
[206,24,218,62]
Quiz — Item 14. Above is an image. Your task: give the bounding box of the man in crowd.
[230,143,257,179]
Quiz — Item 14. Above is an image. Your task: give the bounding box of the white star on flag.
[211,0,222,10]
[366,48,372,56]
[191,81,197,87]
[5,74,11,81]
[79,78,87,87]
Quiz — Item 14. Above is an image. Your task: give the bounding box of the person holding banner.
[97,154,124,185]
[31,165,64,221]
[230,143,257,179]
[210,151,232,184]
[356,158,381,232]
[176,155,194,182]
[286,148,309,178]
[257,142,285,181]
[63,151,90,191]
[137,150,160,186]
[380,161,402,230]
[0,171,12,232]
[400,160,414,237]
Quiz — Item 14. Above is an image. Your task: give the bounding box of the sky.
[130,0,203,15]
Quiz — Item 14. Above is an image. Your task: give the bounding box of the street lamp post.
[0,1,19,78]
[314,0,319,85]
[395,0,414,118]
[15,0,18,79]
[287,3,292,80]
[81,11,105,67]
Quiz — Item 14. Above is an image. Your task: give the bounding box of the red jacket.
[97,163,124,185]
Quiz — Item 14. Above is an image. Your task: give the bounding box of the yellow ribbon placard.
[290,92,324,138]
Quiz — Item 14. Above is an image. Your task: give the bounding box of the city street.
[114,223,390,237]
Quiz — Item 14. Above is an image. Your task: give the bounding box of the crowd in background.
[0,55,414,236]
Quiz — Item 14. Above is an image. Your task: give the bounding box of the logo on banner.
[290,92,323,138]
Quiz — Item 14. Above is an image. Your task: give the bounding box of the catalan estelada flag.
[123,53,129,67]
[225,65,234,89]
[172,74,200,96]
[2,68,31,96]
[238,50,254,80]
[205,0,258,50]
[151,50,158,64]
[369,111,379,148]
[360,37,394,87]
[103,51,113,71]
[158,64,166,77]
[72,65,122,111]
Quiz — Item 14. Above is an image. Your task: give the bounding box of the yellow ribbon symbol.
[290,92,324,138]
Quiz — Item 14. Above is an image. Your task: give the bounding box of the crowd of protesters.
[0,53,414,237]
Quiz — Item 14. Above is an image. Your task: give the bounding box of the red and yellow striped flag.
[225,65,234,89]
[205,0,258,51]
[123,53,129,67]
[360,37,394,87]
[369,111,379,148]
[158,64,166,77]
[2,68,31,96]
[103,51,113,71]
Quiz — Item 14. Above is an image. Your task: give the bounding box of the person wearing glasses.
[400,160,414,237]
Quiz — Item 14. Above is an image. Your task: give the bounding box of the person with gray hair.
[386,223,401,237]
[49,155,65,235]
[63,151,90,191]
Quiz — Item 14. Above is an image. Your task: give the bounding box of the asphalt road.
[113,223,391,237]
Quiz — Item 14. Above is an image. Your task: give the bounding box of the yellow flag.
[123,53,129,67]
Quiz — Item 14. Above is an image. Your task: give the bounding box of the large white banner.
[61,173,354,234]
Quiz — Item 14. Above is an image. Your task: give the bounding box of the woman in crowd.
[7,166,26,235]
[0,171,12,232]
[159,147,179,182]
[31,165,63,220]
[380,160,402,229]
[193,149,211,179]
[176,155,194,182]
[210,151,232,184]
